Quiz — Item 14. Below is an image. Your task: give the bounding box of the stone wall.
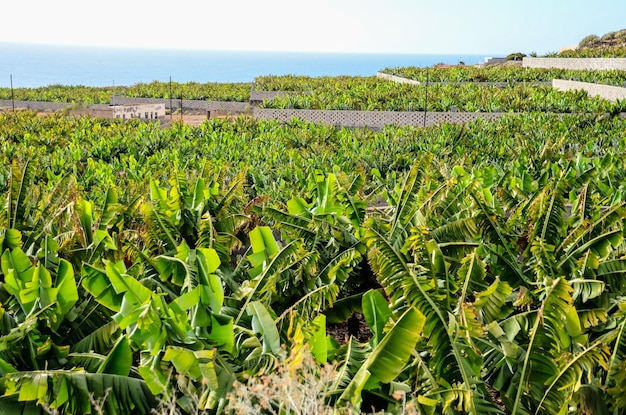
[552,79,626,102]
[523,57,626,70]
[253,108,505,128]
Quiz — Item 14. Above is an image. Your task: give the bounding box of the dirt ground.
[166,113,209,126]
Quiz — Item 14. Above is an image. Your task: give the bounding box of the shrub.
[506,52,527,61]
[579,34,600,48]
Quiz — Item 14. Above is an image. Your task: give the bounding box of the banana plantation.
[1,79,626,414]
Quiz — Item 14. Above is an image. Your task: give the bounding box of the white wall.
[523,57,626,70]
[552,79,626,102]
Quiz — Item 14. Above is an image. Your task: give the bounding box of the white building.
[72,104,166,120]
[112,104,166,120]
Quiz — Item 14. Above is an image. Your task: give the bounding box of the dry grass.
[225,349,420,415]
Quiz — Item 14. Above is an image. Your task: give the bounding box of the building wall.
[253,108,505,128]
[484,57,508,65]
[523,57,626,70]
[552,79,626,102]
[112,104,165,120]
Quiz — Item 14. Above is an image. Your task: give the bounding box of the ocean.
[0,43,492,88]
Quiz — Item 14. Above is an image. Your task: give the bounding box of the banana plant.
[363,163,502,414]
[259,171,369,326]
[468,161,626,414]
[1,159,75,256]
[141,169,248,259]
[334,290,425,411]
[0,229,156,413]
[82,242,237,412]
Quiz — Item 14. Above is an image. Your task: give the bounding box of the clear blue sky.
[2,0,624,54]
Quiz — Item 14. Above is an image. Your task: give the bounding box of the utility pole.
[10,74,15,112]
[169,76,173,121]
[423,69,428,128]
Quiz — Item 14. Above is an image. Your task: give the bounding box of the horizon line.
[0,41,506,57]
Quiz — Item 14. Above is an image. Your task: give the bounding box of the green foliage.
[560,28,626,57]
[0,81,251,103]
[558,47,626,58]
[4,111,626,206]
[3,100,626,413]
[579,34,601,48]
[260,77,623,113]
[506,52,526,61]
[337,306,424,409]
[0,370,157,414]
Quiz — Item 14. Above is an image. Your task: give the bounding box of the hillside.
[558,28,626,57]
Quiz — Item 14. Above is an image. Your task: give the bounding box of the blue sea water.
[0,43,492,88]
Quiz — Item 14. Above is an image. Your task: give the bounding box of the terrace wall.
[552,79,626,102]
[249,90,295,103]
[110,96,249,112]
[376,72,551,87]
[1,98,250,113]
[0,100,69,111]
[253,108,505,128]
[523,57,626,70]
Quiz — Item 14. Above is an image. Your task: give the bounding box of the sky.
[1,0,625,55]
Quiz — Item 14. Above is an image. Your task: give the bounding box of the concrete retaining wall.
[0,100,69,111]
[552,79,626,102]
[110,96,249,112]
[421,81,550,87]
[523,57,626,70]
[253,108,505,128]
